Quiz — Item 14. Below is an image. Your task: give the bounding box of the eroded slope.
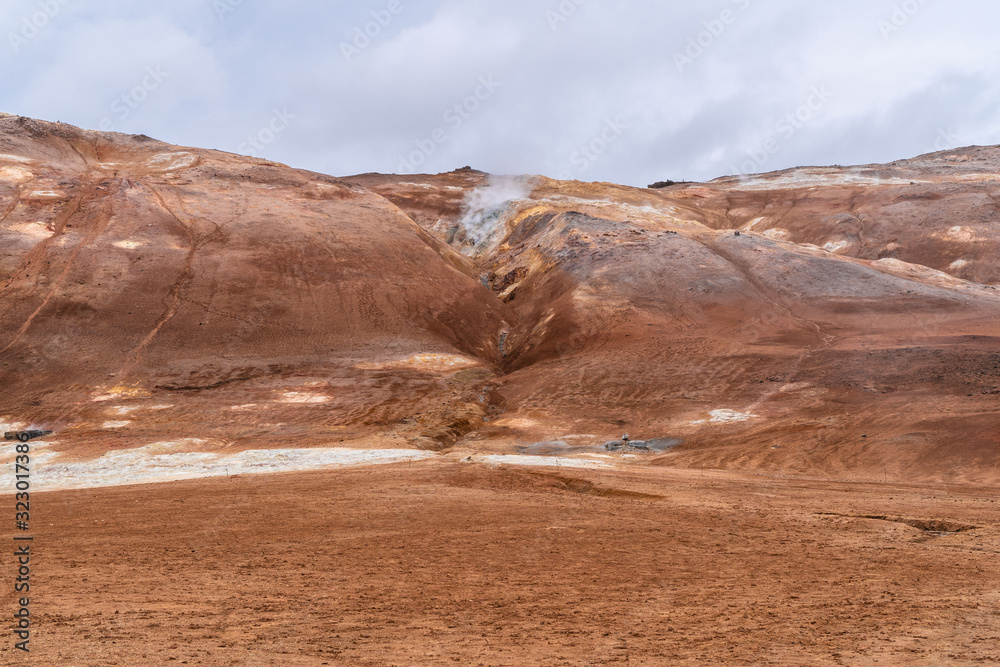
[1,116,998,484]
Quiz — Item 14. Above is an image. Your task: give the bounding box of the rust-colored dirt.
[2,462,999,664]
[2,116,1000,663]
[2,117,999,480]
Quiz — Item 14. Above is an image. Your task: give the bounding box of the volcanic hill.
[2,114,999,484]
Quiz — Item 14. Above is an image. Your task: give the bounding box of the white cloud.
[12,14,227,135]
[1,0,999,185]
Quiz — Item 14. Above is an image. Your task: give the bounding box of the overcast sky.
[1,0,998,186]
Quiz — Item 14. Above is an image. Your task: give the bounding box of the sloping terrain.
[0,116,510,463]
[2,116,1000,665]
[350,161,1000,484]
[1,115,999,484]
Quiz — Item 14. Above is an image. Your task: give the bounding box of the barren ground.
[3,460,998,665]
[3,117,1000,665]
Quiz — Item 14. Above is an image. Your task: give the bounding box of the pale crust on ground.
[3,118,1000,665]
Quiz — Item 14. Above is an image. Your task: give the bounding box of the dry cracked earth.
[1,114,999,664]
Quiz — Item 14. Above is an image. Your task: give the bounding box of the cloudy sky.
[1,0,998,186]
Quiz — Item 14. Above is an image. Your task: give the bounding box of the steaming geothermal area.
[2,114,1000,664]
